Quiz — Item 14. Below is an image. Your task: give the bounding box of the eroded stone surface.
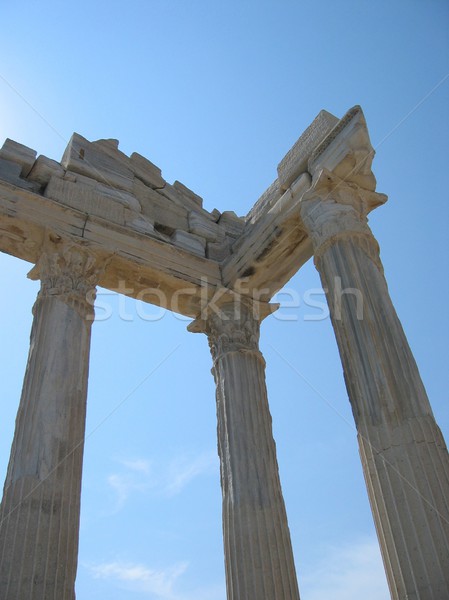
[308,106,377,191]
[172,229,206,256]
[277,110,338,191]
[1,106,448,600]
[0,157,41,192]
[62,134,134,192]
[0,134,246,264]
[189,211,225,242]
[130,151,165,189]
[0,242,104,600]
[28,155,65,186]
[189,300,300,600]
[0,138,37,177]
[300,174,449,600]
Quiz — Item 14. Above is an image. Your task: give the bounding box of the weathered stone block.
[130,152,165,189]
[277,110,338,191]
[189,211,224,242]
[28,155,65,186]
[63,170,141,211]
[0,139,37,177]
[159,182,217,221]
[206,239,232,262]
[64,171,77,183]
[61,133,134,192]
[0,158,41,192]
[218,211,245,238]
[95,183,141,212]
[65,171,97,187]
[210,208,221,222]
[172,230,206,257]
[45,176,126,224]
[133,178,189,232]
[174,180,203,208]
[158,182,186,207]
[124,209,155,236]
[246,179,281,225]
[308,106,377,190]
[0,158,21,180]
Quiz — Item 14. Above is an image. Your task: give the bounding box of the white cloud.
[105,470,152,514]
[163,452,217,497]
[300,535,390,600]
[89,560,188,600]
[88,538,386,600]
[119,458,152,475]
[87,560,225,600]
[107,474,130,512]
[105,451,218,513]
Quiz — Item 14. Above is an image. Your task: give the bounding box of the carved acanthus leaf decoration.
[202,301,262,366]
[30,241,106,319]
[300,170,385,270]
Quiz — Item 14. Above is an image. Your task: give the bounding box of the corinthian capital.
[28,238,107,319]
[204,301,261,364]
[299,169,386,266]
[188,291,277,367]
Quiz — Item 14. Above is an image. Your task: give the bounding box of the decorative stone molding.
[188,291,277,368]
[28,239,106,319]
[277,109,338,191]
[308,106,377,191]
[300,169,387,269]
[202,301,262,367]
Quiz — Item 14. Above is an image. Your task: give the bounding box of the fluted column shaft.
[0,241,102,600]
[192,301,300,600]
[300,172,449,600]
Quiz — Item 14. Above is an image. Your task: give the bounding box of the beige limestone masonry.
[0,105,448,600]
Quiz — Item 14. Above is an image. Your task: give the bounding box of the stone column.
[299,170,449,600]
[189,298,300,600]
[0,240,103,600]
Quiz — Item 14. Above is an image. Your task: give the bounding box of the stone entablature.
[0,133,245,261]
[0,106,382,316]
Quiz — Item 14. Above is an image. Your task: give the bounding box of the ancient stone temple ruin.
[0,106,448,599]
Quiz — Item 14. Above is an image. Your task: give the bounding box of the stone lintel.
[0,105,384,316]
[224,107,384,297]
[245,179,281,226]
[277,110,338,192]
[308,105,377,190]
[0,180,221,317]
[222,173,313,300]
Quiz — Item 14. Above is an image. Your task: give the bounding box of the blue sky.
[0,2,448,599]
